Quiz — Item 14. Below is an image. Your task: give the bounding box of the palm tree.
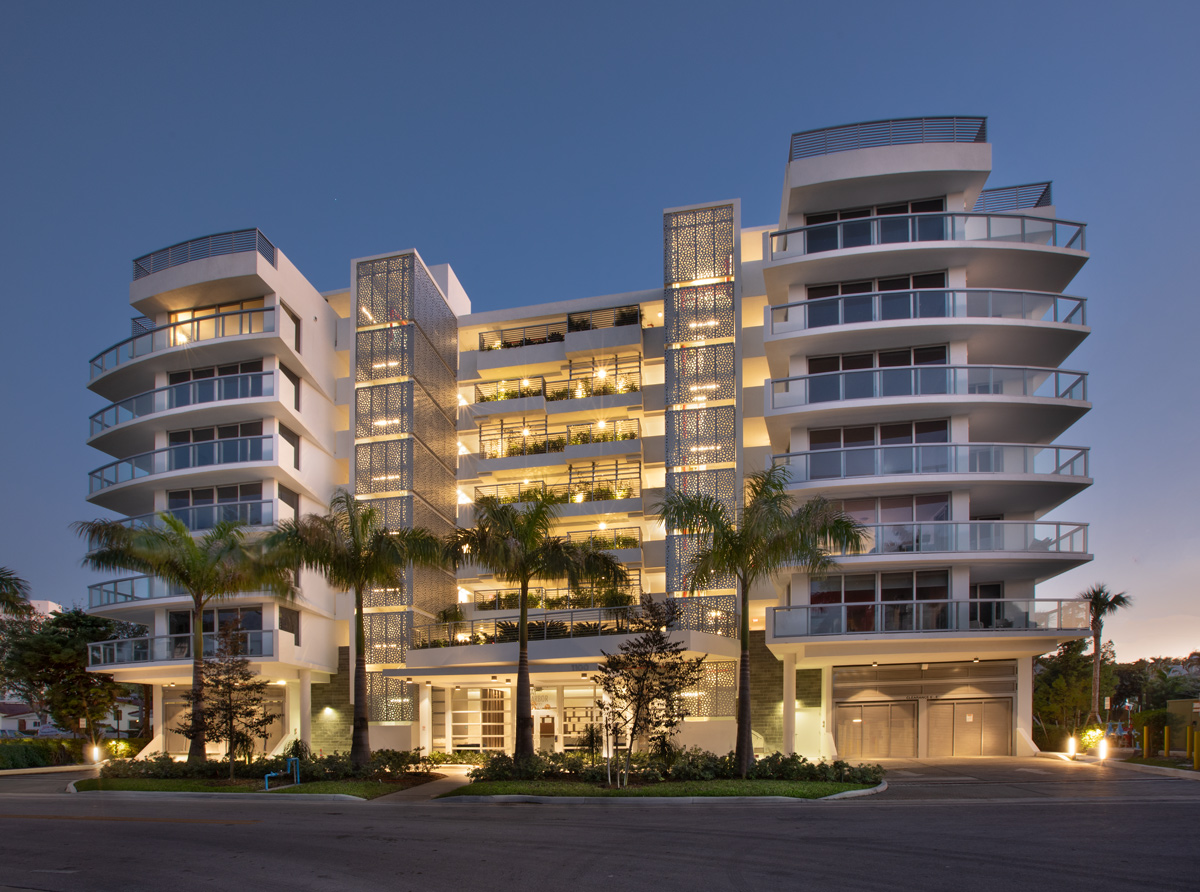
[656,465,864,777]
[75,516,294,764]
[1080,583,1132,725]
[448,492,629,760]
[267,489,445,766]
[0,567,33,616]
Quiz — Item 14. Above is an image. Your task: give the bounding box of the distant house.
[0,702,40,736]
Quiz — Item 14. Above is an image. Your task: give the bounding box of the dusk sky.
[1,0,1195,661]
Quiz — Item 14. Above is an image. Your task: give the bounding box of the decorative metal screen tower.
[352,251,459,722]
[662,202,741,597]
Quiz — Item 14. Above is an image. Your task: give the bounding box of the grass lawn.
[1124,756,1197,771]
[439,779,872,799]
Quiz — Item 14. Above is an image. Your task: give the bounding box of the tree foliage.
[1034,639,1116,736]
[1079,583,1132,722]
[176,626,282,778]
[0,567,33,616]
[594,599,706,786]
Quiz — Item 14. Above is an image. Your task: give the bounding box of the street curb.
[436,780,887,805]
[67,787,364,801]
[1104,760,1200,781]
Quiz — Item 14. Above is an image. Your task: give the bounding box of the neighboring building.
[85,116,1093,759]
[0,703,42,736]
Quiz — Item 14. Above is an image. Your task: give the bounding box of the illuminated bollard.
[1098,738,1108,762]
[1143,725,1150,759]
[1067,736,1077,759]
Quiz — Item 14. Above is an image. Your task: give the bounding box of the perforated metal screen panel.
[365,611,409,664]
[663,205,735,286]
[666,406,737,467]
[667,344,736,404]
[665,282,736,342]
[367,674,415,723]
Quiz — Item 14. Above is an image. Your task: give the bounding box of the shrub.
[469,753,552,781]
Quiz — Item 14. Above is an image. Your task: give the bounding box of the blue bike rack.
[264,757,301,791]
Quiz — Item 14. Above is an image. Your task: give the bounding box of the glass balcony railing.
[772,598,1089,638]
[479,420,640,460]
[473,584,642,612]
[411,600,736,650]
[118,501,276,533]
[89,308,275,380]
[473,474,641,506]
[770,365,1087,410]
[828,520,1088,558]
[768,289,1085,335]
[773,443,1089,484]
[89,372,275,437]
[88,574,178,608]
[768,212,1085,261]
[89,436,274,495]
[89,630,274,667]
[473,368,642,404]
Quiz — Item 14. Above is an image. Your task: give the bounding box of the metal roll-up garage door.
[927,699,1012,756]
[835,702,917,759]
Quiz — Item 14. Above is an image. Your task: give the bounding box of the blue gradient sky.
[1,0,1195,660]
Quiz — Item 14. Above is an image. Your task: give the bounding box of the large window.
[810,571,951,633]
[808,421,949,478]
[167,482,264,527]
[804,198,947,252]
[807,346,948,402]
[806,272,948,326]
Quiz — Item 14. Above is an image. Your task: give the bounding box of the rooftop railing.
[827,520,1088,558]
[89,307,275,380]
[972,182,1052,213]
[132,229,276,280]
[788,116,987,161]
[773,443,1089,484]
[478,303,641,351]
[88,435,274,494]
[772,598,1089,638]
[768,289,1085,336]
[89,372,275,436]
[411,599,736,649]
[479,420,640,460]
[770,365,1087,410]
[89,630,273,667]
[768,212,1085,261]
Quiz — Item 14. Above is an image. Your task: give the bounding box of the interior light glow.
[371,361,400,369]
[372,418,401,426]
[596,368,607,379]
[457,587,472,603]
[574,493,585,503]
[458,395,468,406]
[522,428,530,436]
[372,474,402,481]
[360,306,375,322]
[598,522,607,530]
[521,379,529,386]
[597,420,606,429]
[458,442,469,455]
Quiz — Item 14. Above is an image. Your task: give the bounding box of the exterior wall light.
[323,707,333,715]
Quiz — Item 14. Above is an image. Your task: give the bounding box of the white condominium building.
[85,116,1092,759]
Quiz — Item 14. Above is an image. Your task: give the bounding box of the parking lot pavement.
[871,756,1200,801]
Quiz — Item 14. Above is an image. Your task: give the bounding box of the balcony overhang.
[767,629,1088,665]
[130,251,280,316]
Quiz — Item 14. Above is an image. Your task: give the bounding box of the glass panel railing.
[88,574,176,608]
[90,372,275,436]
[768,289,1086,335]
[118,501,276,532]
[771,365,1087,410]
[772,598,1090,638]
[479,420,640,460]
[89,308,276,379]
[769,212,1085,260]
[88,436,275,494]
[821,521,1087,557]
[411,600,736,650]
[89,630,274,666]
[774,443,1089,484]
[473,474,642,505]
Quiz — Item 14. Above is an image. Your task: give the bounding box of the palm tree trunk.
[1088,623,1102,725]
[734,577,753,778]
[515,577,534,759]
[350,583,371,766]
[187,601,207,764]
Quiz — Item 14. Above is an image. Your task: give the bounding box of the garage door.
[835,702,917,759]
[927,699,1011,756]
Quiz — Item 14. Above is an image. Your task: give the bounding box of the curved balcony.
[770,598,1088,640]
[88,435,275,513]
[822,520,1089,582]
[88,307,281,399]
[774,443,1090,515]
[89,630,274,668]
[88,371,277,455]
[763,213,1087,295]
[118,501,277,533]
[89,574,180,610]
[764,289,1087,369]
[789,117,987,161]
[766,365,1088,444]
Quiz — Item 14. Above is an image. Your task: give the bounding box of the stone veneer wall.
[310,646,352,754]
[747,632,824,752]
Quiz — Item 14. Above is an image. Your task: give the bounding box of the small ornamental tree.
[594,599,705,787]
[176,626,282,778]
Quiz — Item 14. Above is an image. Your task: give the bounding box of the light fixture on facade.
[521,378,529,386]
[598,521,607,530]
[597,419,606,429]
[323,707,333,715]
[492,675,497,681]
[372,360,400,369]
[458,394,468,406]
[522,427,530,436]
[973,657,979,663]
[872,661,877,668]
[276,680,287,685]
[581,673,588,679]
[595,368,606,379]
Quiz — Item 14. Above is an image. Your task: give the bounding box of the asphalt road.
[0,760,1196,892]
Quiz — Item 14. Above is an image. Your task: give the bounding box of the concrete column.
[444,687,454,753]
[347,630,355,705]
[782,654,796,755]
[555,686,565,753]
[299,670,312,747]
[419,683,432,755]
[820,666,836,760]
[152,684,165,741]
[1015,657,1036,755]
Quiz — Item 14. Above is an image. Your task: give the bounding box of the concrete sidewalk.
[375,766,473,802]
